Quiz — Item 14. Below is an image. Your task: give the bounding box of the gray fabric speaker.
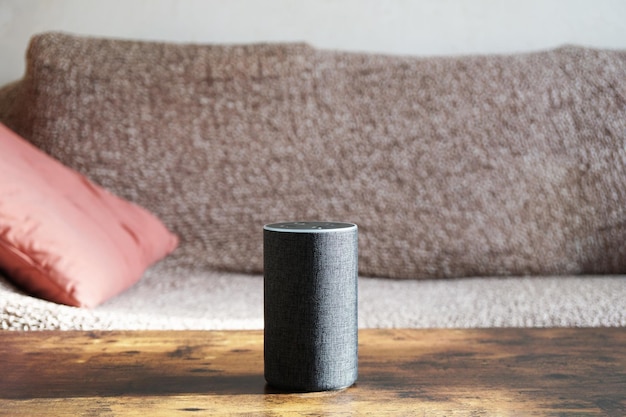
[264,221,358,392]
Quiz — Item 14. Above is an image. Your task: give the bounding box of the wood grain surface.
[0,328,624,416]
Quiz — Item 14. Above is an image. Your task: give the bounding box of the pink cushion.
[0,123,178,307]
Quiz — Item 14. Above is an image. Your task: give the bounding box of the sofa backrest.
[1,32,626,279]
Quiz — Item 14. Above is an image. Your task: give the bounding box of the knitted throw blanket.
[1,32,626,279]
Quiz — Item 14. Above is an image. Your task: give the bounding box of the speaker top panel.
[264,221,357,233]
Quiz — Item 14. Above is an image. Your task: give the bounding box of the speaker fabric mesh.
[264,222,358,391]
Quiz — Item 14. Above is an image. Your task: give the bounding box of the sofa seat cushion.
[0,123,178,307]
[1,268,625,330]
[1,32,626,279]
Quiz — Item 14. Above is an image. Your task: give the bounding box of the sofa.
[0,32,625,330]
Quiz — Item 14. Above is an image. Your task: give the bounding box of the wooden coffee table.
[0,328,624,416]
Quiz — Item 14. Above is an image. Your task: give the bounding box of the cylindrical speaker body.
[264,221,358,392]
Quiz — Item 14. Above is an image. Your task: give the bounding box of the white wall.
[1,0,625,85]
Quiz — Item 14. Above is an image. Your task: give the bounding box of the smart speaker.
[263,221,358,392]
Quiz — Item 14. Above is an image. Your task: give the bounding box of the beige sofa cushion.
[1,32,625,279]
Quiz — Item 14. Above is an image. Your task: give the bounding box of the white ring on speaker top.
[264,221,357,233]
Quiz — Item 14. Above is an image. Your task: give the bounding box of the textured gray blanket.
[1,33,626,330]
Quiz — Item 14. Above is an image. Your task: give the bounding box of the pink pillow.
[0,123,178,307]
